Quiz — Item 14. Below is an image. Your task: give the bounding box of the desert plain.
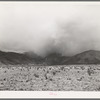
[0,64,100,91]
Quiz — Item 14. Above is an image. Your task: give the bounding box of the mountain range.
[0,50,100,65]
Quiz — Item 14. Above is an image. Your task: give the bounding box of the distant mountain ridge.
[0,50,100,65]
[0,51,35,64]
[62,50,100,64]
[44,52,70,65]
[24,51,45,64]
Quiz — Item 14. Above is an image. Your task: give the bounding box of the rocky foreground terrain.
[0,64,100,91]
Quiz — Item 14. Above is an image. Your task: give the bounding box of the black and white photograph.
[0,1,100,92]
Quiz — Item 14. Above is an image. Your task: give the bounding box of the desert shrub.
[96,86,100,91]
[81,66,85,70]
[87,68,94,76]
[19,88,24,90]
[61,67,64,70]
[47,70,49,73]
[52,71,56,75]
[44,74,48,80]
[77,77,83,81]
[34,74,39,78]
[77,71,79,73]
[49,78,53,81]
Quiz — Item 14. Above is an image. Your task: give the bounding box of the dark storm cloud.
[0,2,100,56]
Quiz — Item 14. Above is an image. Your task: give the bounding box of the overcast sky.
[0,2,100,56]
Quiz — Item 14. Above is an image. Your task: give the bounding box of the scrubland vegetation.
[0,64,100,91]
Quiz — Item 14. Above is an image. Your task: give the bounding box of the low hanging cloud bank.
[0,2,100,57]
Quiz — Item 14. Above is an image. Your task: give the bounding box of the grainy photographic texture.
[0,2,100,91]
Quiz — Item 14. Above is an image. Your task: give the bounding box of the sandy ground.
[0,64,100,91]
